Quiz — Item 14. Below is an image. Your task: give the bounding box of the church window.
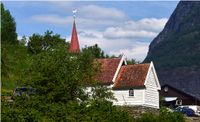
[129,88,134,96]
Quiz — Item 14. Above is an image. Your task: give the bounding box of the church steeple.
[69,9,80,53]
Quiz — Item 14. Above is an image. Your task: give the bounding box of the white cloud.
[103,27,157,39]
[140,18,167,31]
[66,29,150,61]
[109,42,149,61]
[28,4,167,61]
[103,18,167,39]
[80,5,127,20]
[17,35,23,40]
[124,18,168,32]
[29,4,127,29]
[29,14,73,26]
[64,18,167,61]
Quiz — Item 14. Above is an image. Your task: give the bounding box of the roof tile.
[113,63,150,89]
[95,58,121,85]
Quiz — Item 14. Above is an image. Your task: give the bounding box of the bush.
[1,46,134,122]
[136,107,185,122]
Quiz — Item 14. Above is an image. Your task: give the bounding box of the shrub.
[136,107,185,122]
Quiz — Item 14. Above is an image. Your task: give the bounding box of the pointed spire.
[69,17,80,53]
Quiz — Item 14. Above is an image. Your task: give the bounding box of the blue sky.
[3,1,179,61]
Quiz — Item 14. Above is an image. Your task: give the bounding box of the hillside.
[144,1,200,99]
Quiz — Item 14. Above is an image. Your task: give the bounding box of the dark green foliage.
[1,44,134,121]
[159,108,185,122]
[1,3,18,44]
[27,30,68,54]
[82,100,133,122]
[1,43,32,91]
[136,107,185,122]
[91,86,115,100]
[126,59,140,65]
[82,44,105,58]
[2,99,133,122]
[19,36,27,46]
[1,3,20,91]
[25,44,94,102]
[82,44,120,59]
[136,113,157,122]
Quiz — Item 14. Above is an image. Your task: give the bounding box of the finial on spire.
[69,10,80,53]
[72,9,77,20]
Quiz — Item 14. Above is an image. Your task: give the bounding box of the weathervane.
[72,9,77,20]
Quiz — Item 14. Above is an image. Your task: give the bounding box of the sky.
[3,1,179,61]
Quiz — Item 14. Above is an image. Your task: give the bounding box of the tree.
[27,30,68,54]
[2,45,134,121]
[82,44,105,58]
[126,59,140,65]
[1,3,18,44]
[19,36,27,46]
[1,3,18,79]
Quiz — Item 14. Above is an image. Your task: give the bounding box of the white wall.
[86,67,160,109]
[144,68,160,108]
[112,89,145,106]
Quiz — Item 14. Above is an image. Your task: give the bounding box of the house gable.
[112,54,127,83]
[144,62,161,90]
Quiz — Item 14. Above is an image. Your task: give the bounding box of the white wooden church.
[95,56,161,109]
[69,17,161,109]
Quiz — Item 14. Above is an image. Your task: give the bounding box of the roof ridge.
[122,63,150,67]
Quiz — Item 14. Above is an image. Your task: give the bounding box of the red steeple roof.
[69,20,80,53]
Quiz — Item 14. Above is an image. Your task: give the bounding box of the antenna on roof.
[72,9,77,20]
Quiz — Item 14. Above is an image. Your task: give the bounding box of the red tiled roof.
[95,58,121,85]
[69,21,80,53]
[113,63,150,89]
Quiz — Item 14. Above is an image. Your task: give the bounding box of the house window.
[129,88,134,96]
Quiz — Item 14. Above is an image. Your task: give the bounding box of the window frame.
[129,88,134,96]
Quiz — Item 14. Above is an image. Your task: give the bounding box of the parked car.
[180,105,200,117]
[13,87,36,96]
[175,106,195,117]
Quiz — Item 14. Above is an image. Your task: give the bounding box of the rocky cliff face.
[148,1,200,51]
[144,1,200,99]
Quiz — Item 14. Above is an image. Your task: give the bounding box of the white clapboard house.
[69,19,161,109]
[95,55,161,109]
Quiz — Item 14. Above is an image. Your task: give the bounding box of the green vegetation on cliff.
[143,1,200,98]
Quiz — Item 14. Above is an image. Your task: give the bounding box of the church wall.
[144,68,160,108]
[112,89,145,106]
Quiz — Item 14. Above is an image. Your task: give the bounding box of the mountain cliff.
[144,1,200,99]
